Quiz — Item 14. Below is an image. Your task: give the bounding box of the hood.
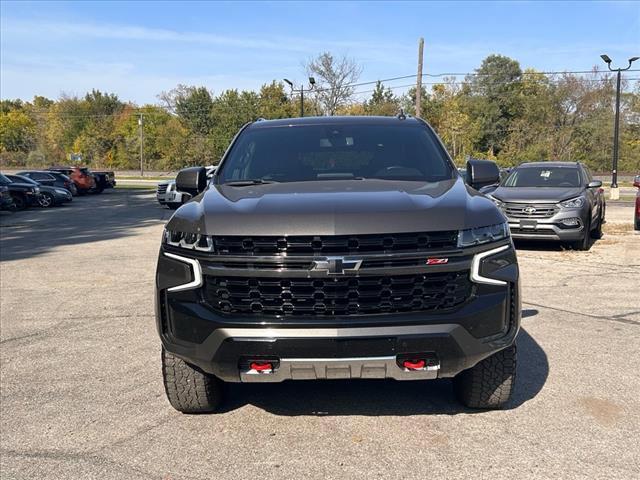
[491,186,583,203]
[7,182,37,190]
[167,178,505,236]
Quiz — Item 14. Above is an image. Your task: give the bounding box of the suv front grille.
[212,231,459,256]
[204,272,472,316]
[504,203,557,219]
[157,184,168,195]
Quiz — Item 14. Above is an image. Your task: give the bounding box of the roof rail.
[397,108,406,120]
[255,117,266,122]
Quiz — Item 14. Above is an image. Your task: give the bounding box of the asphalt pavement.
[1,190,639,479]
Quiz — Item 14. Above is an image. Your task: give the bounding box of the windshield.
[503,167,582,188]
[217,124,454,184]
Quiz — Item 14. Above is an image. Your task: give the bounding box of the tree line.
[1,53,638,173]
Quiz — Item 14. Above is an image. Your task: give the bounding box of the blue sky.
[1,0,639,104]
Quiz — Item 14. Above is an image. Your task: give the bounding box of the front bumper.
[157,191,181,205]
[155,242,520,383]
[0,196,13,209]
[53,191,73,203]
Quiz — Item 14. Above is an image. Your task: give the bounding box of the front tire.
[38,192,55,208]
[574,215,592,250]
[454,345,517,409]
[11,194,27,210]
[162,348,223,413]
[590,210,603,239]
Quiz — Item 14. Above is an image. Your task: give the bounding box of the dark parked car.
[486,162,605,250]
[634,175,640,231]
[17,170,78,195]
[0,185,14,210]
[156,116,520,413]
[5,174,72,208]
[91,170,116,192]
[0,173,40,210]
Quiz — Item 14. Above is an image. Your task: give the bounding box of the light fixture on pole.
[283,78,316,117]
[600,54,639,200]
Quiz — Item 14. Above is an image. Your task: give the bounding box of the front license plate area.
[520,219,537,229]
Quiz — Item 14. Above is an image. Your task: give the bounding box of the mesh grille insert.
[212,231,459,256]
[204,272,472,316]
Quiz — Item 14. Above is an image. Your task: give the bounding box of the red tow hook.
[250,361,273,373]
[403,359,426,370]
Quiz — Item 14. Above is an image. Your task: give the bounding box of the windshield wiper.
[222,179,278,186]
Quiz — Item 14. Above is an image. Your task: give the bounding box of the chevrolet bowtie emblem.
[311,257,363,275]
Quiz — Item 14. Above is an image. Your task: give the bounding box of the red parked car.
[48,166,96,195]
[634,175,640,231]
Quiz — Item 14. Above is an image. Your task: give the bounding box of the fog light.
[561,217,581,227]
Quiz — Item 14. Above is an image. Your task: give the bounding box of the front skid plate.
[240,356,439,382]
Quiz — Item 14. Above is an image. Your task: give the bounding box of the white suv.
[157,166,216,210]
[156,180,186,210]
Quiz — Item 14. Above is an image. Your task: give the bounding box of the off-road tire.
[161,347,223,413]
[454,345,516,409]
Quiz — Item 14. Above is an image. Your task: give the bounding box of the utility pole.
[300,85,304,117]
[416,37,424,118]
[138,113,144,177]
[600,54,639,200]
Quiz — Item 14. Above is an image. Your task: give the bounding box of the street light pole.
[284,78,315,117]
[600,54,639,200]
[300,85,304,117]
[138,113,144,177]
[612,69,621,190]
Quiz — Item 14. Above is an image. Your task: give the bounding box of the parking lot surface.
[1,190,639,480]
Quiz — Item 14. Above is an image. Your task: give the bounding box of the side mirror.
[587,180,602,189]
[176,167,208,196]
[466,159,500,190]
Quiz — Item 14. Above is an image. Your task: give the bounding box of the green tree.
[258,81,295,119]
[366,81,399,116]
[0,110,36,152]
[466,54,523,156]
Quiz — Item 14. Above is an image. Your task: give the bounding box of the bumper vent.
[204,272,472,316]
[212,231,459,256]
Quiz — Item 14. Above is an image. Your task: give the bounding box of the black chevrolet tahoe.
[156,116,520,413]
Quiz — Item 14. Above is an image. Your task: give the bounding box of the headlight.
[164,229,215,252]
[559,197,585,209]
[34,187,40,194]
[54,188,68,195]
[487,195,504,208]
[458,222,510,248]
